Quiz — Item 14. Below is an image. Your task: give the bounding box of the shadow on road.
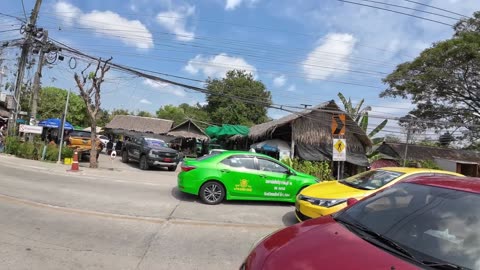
[282,211,299,226]
[171,187,198,202]
[172,187,294,208]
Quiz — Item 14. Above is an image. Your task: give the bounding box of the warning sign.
[333,139,346,161]
[332,114,346,135]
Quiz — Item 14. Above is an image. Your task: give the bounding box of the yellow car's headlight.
[298,194,346,208]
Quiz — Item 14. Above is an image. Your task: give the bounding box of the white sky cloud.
[143,79,186,97]
[287,84,296,92]
[273,75,286,87]
[54,2,153,49]
[225,0,259,10]
[302,33,357,80]
[184,53,257,78]
[54,2,81,26]
[139,98,152,104]
[156,4,195,41]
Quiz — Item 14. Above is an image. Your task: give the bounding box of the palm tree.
[337,92,388,145]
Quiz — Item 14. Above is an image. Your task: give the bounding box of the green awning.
[205,124,249,139]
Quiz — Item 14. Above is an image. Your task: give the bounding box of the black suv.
[121,136,179,171]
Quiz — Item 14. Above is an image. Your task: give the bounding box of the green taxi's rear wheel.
[199,181,225,205]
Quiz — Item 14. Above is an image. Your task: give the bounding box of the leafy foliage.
[156,103,210,128]
[381,12,480,146]
[38,87,89,127]
[337,92,388,142]
[136,111,153,117]
[4,136,72,161]
[282,157,333,181]
[205,70,272,126]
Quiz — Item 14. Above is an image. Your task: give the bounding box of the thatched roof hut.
[167,120,209,140]
[249,100,371,166]
[105,115,173,134]
[375,142,480,177]
[377,142,480,163]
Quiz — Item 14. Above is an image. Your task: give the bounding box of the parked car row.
[176,150,479,270]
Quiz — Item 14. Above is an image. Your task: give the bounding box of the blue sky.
[1,0,479,136]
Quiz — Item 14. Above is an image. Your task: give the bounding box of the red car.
[241,176,480,270]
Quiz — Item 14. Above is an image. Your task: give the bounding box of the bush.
[62,147,74,159]
[44,144,74,161]
[17,142,36,159]
[281,157,333,181]
[4,136,21,155]
[45,144,59,161]
[3,136,74,161]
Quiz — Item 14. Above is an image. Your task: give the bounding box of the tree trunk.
[89,119,98,168]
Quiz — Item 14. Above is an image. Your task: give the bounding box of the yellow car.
[295,167,463,221]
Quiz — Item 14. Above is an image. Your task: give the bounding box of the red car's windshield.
[336,183,480,269]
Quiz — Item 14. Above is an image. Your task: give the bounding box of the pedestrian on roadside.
[106,140,113,155]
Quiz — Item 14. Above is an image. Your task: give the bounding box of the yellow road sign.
[333,139,346,161]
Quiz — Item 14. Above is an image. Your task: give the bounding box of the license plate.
[164,158,172,162]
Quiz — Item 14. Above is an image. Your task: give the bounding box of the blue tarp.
[38,118,74,130]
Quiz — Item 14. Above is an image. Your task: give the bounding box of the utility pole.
[57,90,70,164]
[30,30,48,126]
[9,0,43,135]
[403,123,411,167]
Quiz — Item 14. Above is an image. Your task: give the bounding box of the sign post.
[332,114,346,180]
[19,124,43,134]
[110,150,116,170]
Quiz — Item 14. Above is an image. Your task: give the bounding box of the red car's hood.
[246,216,420,270]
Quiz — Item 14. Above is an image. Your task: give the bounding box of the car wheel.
[199,181,225,205]
[122,151,129,163]
[139,155,149,170]
[168,165,177,171]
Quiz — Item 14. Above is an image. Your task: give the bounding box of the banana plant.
[338,92,388,145]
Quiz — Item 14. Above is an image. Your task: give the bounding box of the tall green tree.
[205,70,271,126]
[381,12,480,146]
[136,110,153,117]
[156,104,186,125]
[337,92,387,144]
[38,87,89,127]
[156,103,210,127]
[110,108,131,117]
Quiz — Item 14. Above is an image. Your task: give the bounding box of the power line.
[0,12,26,22]
[402,0,469,18]
[39,15,403,69]
[49,38,480,132]
[20,0,28,22]
[40,11,416,59]
[337,0,454,26]
[359,0,461,20]
[60,45,384,88]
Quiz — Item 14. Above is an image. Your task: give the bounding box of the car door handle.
[220,169,230,173]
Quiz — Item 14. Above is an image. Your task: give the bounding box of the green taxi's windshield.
[339,170,404,190]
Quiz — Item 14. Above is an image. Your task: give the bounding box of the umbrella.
[38,118,74,130]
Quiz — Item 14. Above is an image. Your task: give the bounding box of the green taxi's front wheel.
[199,181,225,205]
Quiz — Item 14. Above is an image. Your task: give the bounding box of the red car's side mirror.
[346,198,358,206]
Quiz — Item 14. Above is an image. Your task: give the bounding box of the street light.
[402,114,417,167]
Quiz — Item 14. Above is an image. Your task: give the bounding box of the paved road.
[0,155,298,269]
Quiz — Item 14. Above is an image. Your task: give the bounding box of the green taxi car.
[178,151,319,204]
